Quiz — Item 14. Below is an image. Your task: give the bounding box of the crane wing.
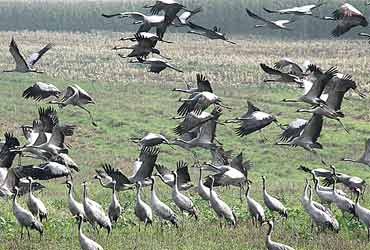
[26,43,53,66]
[196,73,213,93]
[9,38,30,71]
[101,163,131,186]
[0,133,20,169]
[22,82,61,101]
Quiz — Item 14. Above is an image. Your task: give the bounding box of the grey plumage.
[12,186,43,239]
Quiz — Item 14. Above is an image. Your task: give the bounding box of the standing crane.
[305,185,339,233]
[262,176,288,218]
[263,220,295,250]
[82,182,112,235]
[354,188,370,240]
[26,177,48,222]
[108,180,122,224]
[331,178,356,218]
[76,215,104,250]
[171,171,198,220]
[12,186,43,239]
[134,182,153,229]
[208,176,236,227]
[65,180,86,219]
[246,181,265,227]
[300,179,336,227]
[197,167,212,202]
[150,176,178,227]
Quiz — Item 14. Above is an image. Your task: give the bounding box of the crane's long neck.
[12,189,18,207]
[136,185,141,202]
[150,179,155,192]
[83,184,87,201]
[156,174,166,184]
[209,179,215,199]
[266,223,273,245]
[97,177,109,188]
[308,187,312,204]
[198,168,203,185]
[262,179,266,192]
[173,173,179,192]
[246,184,250,198]
[355,191,360,205]
[302,181,309,201]
[78,217,83,237]
[112,182,117,199]
[313,178,319,191]
[28,180,33,197]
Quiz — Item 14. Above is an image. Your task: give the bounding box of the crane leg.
[239,184,244,203]
[18,152,22,166]
[77,105,97,127]
[27,228,30,240]
[20,226,24,239]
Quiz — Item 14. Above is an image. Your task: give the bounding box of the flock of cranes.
[2,1,370,250]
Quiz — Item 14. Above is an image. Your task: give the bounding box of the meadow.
[0,30,370,250]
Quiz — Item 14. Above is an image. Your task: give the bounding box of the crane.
[134,182,153,229]
[108,180,122,224]
[65,180,86,219]
[246,181,265,227]
[4,37,53,73]
[76,215,104,250]
[12,186,43,239]
[262,176,288,218]
[149,176,178,227]
[82,182,112,235]
[246,8,295,30]
[49,85,97,127]
[22,82,61,101]
[263,220,295,250]
[208,176,236,227]
[171,171,198,220]
[26,177,48,222]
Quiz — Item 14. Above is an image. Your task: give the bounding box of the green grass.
[1,31,370,249]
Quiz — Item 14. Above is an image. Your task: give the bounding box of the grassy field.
[1,31,370,250]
